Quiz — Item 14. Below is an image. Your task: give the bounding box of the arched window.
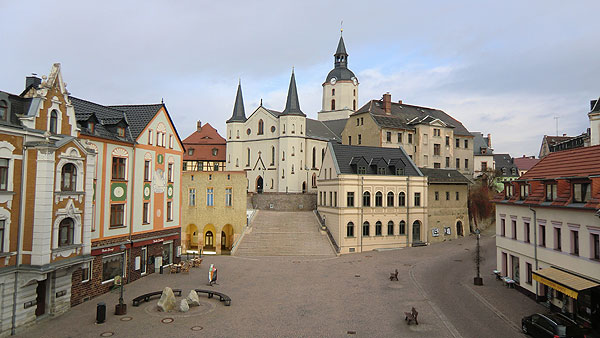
[0,100,7,121]
[292,146,295,156]
[282,151,285,161]
[50,110,58,133]
[322,148,325,161]
[332,89,335,96]
[312,173,317,188]
[312,147,316,168]
[387,221,394,235]
[283,124,285,133]
[398,192,406,206]
[331,99,335,110]
[399,221,406,235]
[363,191,371,207]
[58,218,74,247]
[347,222,354,237]
[387,192,394,207]
[353,100,356,110]
[258,119,264,135]
[292,124,295,134]
[271,146,275,165]
[375,191,383,207]
[291,165,294,174]
[362,221,370,236]
[61,163,77,191]
[246,148,250,166]
[375,221,382,236]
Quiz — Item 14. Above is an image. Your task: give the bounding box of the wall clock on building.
[352,77,358,85]
[330,77,337,85]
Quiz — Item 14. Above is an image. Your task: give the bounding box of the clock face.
[330,77,337,85]
[352,77,358,85]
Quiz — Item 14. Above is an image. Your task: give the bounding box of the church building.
[226,35,356,193]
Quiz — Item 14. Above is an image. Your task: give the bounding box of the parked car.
[522,313,588,338]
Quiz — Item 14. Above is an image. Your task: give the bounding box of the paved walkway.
[19,230,545,338]
[234,210,335,256]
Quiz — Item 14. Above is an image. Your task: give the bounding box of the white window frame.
[148,130,153,145]
[141,246,147,275]
[81,261,91,283]
[101,252,126,284]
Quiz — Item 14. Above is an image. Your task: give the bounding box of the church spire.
[334,35,348,68]
[227,80,246,123]
[281,69,305,116]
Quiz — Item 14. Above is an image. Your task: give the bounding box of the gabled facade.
[494,145,600,329]
[183,121,226,171]
[341,93,474,177]
[71,98,184,306]
[0,64,96,335]
[472,131,494,178]
[317,142,428,254]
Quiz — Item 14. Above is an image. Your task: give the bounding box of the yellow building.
[181,171,247,255]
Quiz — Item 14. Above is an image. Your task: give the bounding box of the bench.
[194,289,231,306]
[404,307,418,325]
[493,270,502,280]
[389,269,399,281]
[132,289,182,307]
[502,277,515,288]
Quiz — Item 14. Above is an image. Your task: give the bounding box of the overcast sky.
[2,1,599,157]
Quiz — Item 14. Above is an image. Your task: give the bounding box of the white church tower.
[225,82,246,169]
[318,33,359,121]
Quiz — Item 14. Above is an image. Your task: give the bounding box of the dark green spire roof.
[227,81,246,123]
[336,35,347,55]
[326,35,356,82]
[281,70,305,116]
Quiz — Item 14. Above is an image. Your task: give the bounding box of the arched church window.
[246,148,250,166]
[331,99,335,110]
[353,100,356,110]
[312,173,317,188]
[332,89,335,96]
[292,147,295,156]
[292,124,295,134]
[322,148,325,161]
[258,119,264,135]
[271,146,275,165]
[312,147,316,168]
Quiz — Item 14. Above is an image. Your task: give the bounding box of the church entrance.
[256,176,263,193]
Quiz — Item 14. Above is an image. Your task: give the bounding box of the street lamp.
[473,228,483,285]
[115,244,127,315]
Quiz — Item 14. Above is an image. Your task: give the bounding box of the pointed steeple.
[336,35,347,56]
[334,35,348,69]
[281,69,305,116]
[227,81,246,123]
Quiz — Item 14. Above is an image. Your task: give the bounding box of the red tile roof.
[513,156,539,171]
[182,123,226,161]
[522,144,600,179]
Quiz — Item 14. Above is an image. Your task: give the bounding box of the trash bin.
[96,302,106,324]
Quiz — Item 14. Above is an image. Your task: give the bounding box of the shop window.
[102,253,123,283]
[141,246,147,275]
[163,242,173,265]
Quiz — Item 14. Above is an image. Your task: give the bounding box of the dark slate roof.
[265,108,281,118]
[326,67,356,82]
[281,71,305,116]
[354,99,472,136]
[472,132,493,155]
[0,91,28,128]
[71,97,136,143]
[322,119,347,138]
[494,154,519,177]
[330,142,422,176]
[108,103,163,140]
[336,35,347,55]
[419,168,471,184]
[592,98,600,112]
[227,82,246,123]
[306,119,340,141]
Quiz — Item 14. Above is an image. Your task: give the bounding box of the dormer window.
[396,168,404,175]
[88,122,95,133]
[519,183,529,200]
[377,167,386,175]
[117,127,125,137]
[573,182,591,203]
[0,100,7,121]
[188,148,194,156]
[505,184,514,199]
[545,183,557,201]
[212,148,218,156]
[358,166,366,174]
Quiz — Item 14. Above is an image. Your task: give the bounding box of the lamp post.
[115,244,127,315]
[473,228,483,285]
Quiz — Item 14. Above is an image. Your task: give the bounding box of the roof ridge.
[71,96,127,114]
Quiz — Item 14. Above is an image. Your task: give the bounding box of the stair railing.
[314,210,340,253]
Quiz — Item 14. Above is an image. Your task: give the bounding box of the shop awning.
[532,267,599,299]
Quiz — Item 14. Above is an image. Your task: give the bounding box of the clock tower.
[318,33,358,121]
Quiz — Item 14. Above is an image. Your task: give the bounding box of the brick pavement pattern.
[234,210,335,256]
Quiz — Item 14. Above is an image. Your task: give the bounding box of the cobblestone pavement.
[20,229,544,338]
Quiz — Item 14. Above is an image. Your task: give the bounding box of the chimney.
[25,75,41,90]
[398,100,403,104]
[563,133,567,136]
[591,99,597,111]
[487,133,492,148]
[383,92,391,115]
[197,120,202,131]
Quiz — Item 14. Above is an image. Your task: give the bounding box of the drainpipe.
[529,205,539,300]
[12,144,28,335]
[406,176,410,245]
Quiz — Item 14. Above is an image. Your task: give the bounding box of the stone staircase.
[233,210,336,256]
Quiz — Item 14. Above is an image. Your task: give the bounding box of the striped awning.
[532,267,599,299]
